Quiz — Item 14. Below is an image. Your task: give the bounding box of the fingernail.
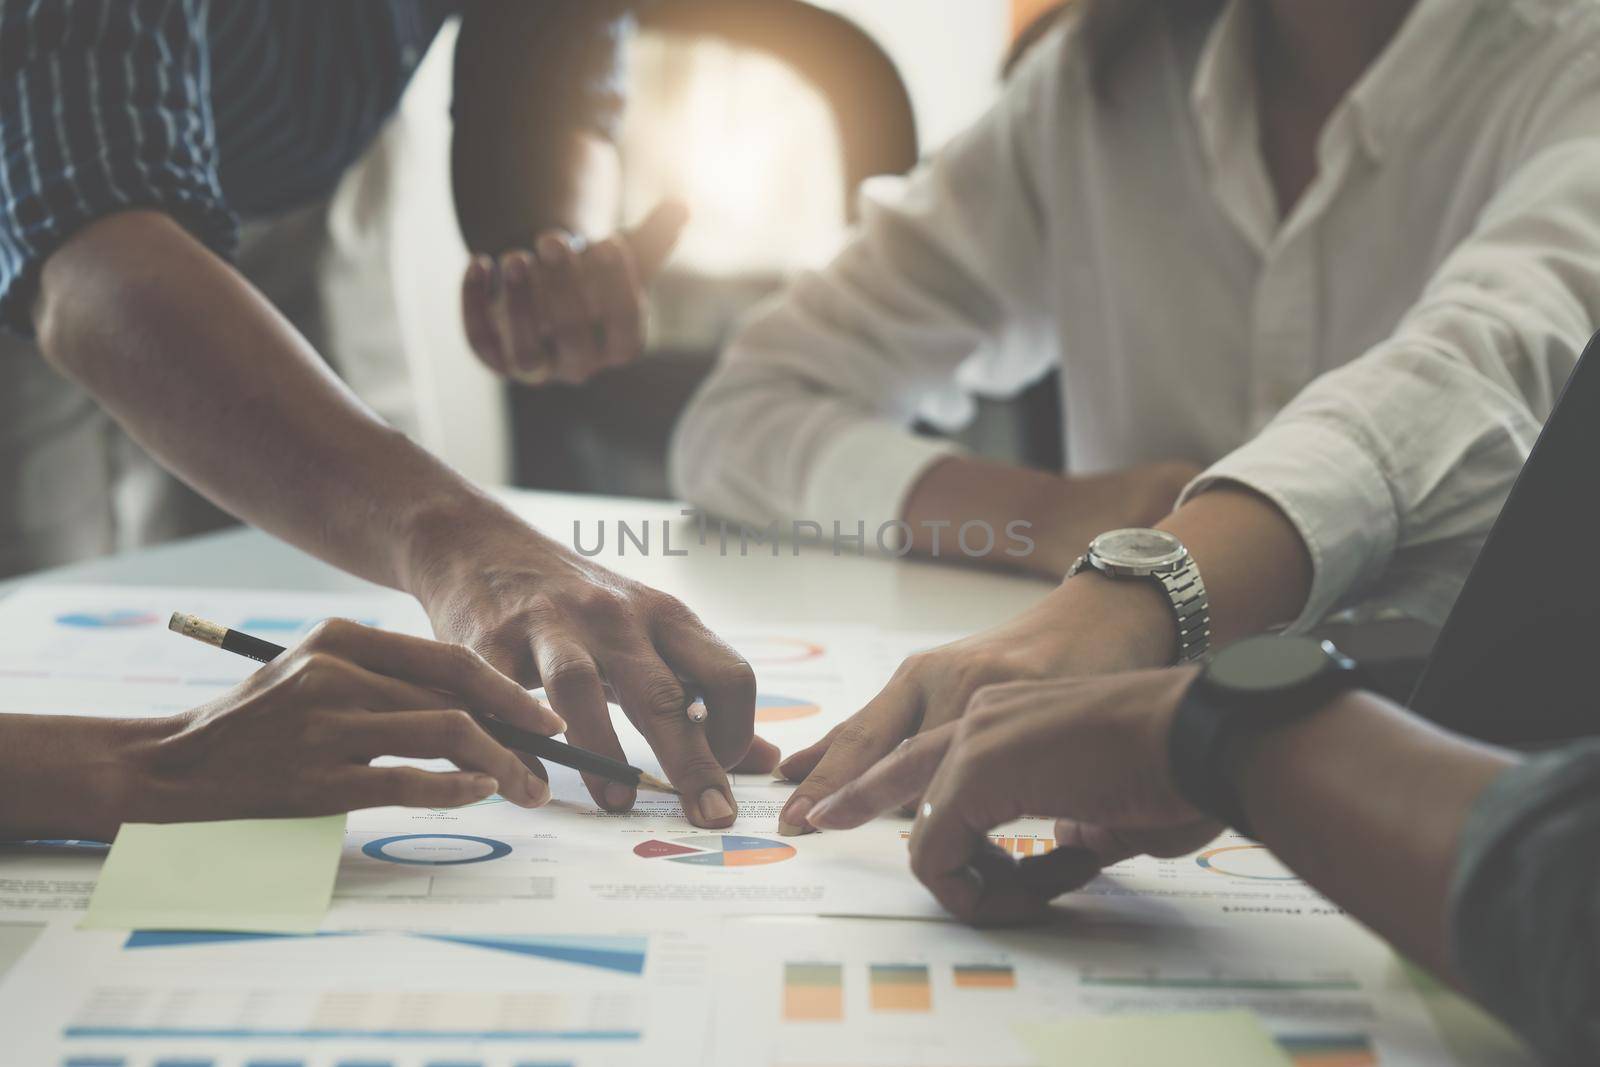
[526,775,550,807]
[698,788,735,824]
[548,713,568,734]
[604,782,636,810]
[771,768,794,782]
[778,796,814,837]
[537,235,566,260]
[504,254,529,282]
[472,776,498,798]
[805,795,838,829]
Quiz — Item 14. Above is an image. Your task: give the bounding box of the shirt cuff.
[801,420,960,553]
[1178,418,1398,632]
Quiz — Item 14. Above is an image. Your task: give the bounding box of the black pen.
[168,612,678,795]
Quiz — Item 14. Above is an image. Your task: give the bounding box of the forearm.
[901,456,1081,576]
[902,456,1201,578]
[33,211,526,594]
[452,0,628,251]
[0,716,161,841]
[1156,484,1312,647]
[456,128,621,252]
[1230,691,1514,981]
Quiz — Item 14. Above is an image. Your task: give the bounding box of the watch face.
[1089,528,1187,569]
[1207,636,1339,694]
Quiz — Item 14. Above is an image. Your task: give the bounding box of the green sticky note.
[1015,1011,1293,1067]
[82,815,345,934]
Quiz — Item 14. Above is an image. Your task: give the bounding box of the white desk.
[0,488,1532,1065]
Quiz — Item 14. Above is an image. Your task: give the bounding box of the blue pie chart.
[361,833,512,865]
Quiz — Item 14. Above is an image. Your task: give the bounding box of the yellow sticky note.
[82,816,345,934]
[1015,1011,1293,1067]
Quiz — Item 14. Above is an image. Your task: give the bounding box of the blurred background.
[313,0,1068,500]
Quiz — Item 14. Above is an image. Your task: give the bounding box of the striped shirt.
[0,0,632,335]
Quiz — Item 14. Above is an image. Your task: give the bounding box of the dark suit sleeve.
[1449,741,1600,1066]
[450,0,640,251]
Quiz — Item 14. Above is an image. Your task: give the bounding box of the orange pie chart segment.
[755,693,821,723]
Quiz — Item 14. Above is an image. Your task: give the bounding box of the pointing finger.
[806,721,957,831]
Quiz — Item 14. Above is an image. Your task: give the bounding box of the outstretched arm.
[34,211,770,828]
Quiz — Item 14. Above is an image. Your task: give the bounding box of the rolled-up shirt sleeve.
[670,30,1064,535]
[1182,67,1600,630]
[1449,741,1600,1066]
[0,0,237,337]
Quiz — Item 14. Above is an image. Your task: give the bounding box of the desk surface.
[0,488,1532,1065]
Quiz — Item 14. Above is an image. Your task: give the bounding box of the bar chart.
[783,963,844,1022]
[868,964,932,1012]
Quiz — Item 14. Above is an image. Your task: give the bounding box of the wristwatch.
[1169,635,1365,837]
[1069,528,1211,663]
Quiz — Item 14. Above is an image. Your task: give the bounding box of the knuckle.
[303,617,354,651]
[674,751,727,783]
[714,658,758,704]
[646,591,696,624]
[565,584,628,621]
[954,731,1004,779]
[966,685,1014,727]
[542,656,601,694]
[895,652,931,680]
[285,651,342,691]
[444,641,490,678]
[799,769,836,795]
[951,654,1000,690]
[640,673,688,718]
[966,683,1004,715]
[830,715,880,753]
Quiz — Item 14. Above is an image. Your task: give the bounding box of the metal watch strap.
[1068,551,1212,665]
[1159,557,1211,664]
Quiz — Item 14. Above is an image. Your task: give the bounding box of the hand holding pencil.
[168,614,675,796]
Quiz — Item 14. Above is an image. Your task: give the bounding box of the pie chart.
[1196,844,1299,881]
[730,636,825,666]
[362,833,513,865]
[633,834,796,867]
[755,693,821,723]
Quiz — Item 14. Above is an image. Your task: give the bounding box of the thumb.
[622,199,690,280]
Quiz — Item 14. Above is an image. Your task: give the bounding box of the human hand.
[461,199,689,385]
[410,513,778,828]
[129,620,567,824]
[807,668,1219,924]
[774,570,1178,835]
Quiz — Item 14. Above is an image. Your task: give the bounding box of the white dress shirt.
[671,0,1600,630]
